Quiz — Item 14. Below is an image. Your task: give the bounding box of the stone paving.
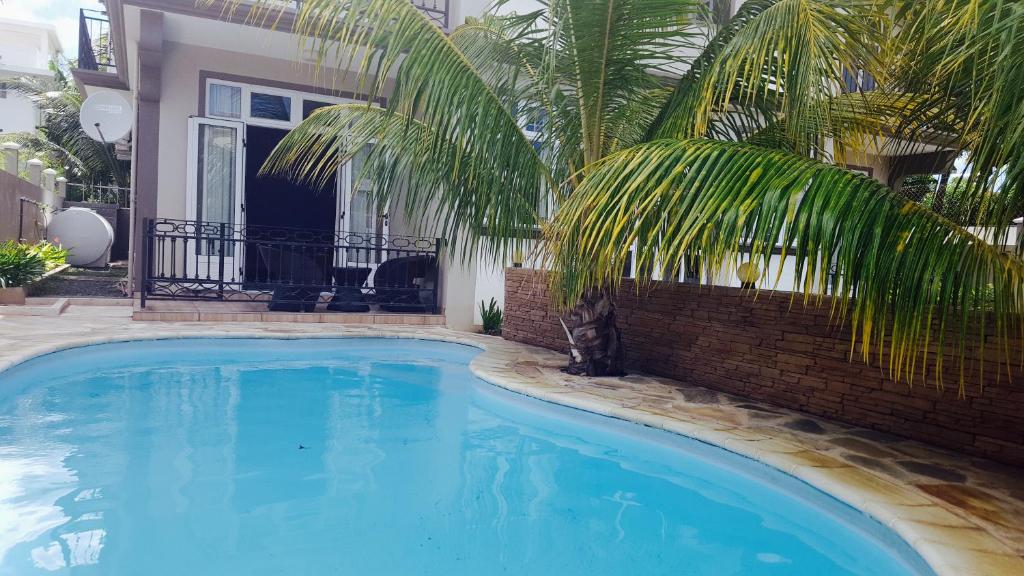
[1,305,1022,575]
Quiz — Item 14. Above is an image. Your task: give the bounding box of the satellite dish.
[80,92,134,143]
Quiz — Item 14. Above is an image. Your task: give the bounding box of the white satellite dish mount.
[79,92,134,145]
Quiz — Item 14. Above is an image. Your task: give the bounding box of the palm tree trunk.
[559,287,626,376]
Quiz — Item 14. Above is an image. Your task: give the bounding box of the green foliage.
[479,298,503,335]
[921,176,1003,227]
[230,0,1024,391]
[889,0,1024,233]
[0,241,46,289]
[547,139,1024,389]
[900,174,938,203]
[27,241,69,271]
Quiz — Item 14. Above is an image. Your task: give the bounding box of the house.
[72,0,490,329]
[71,0,980,329]
[0,17,62,136]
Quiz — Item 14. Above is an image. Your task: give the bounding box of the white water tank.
[48,207,115,267]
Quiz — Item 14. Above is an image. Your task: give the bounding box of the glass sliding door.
[185,117,245,284]
[339,144,389,274]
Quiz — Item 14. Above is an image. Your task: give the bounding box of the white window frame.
[204,78,352,130]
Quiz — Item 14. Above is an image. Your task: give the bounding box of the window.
[303,99,332,119]
[205,79,354,128]
[208,83,241,118]
[841,67,876,93]
[0,82,7,99]
[250,92,292,122]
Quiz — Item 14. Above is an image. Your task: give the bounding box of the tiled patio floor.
[1,304,1022,575]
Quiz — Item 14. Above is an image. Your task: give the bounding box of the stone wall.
[503,268,1024,467]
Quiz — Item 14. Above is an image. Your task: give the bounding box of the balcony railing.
[77,2,452,72]
[78,9,116,73]
[411,0,450,29]
[141,218,442,314]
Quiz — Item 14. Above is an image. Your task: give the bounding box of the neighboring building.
[0,17,62,136]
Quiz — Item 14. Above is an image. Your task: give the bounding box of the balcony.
[77,9,116,74]
[141,218,443,316]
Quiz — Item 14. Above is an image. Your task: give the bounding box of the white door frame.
[185,116,246,283]
[337,143,390,281]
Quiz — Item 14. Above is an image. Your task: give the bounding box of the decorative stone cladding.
[503,268,1024,467]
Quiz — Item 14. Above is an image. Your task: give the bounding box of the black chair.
[372,255,438,313]
[256,244,330,312]
[327,266,372,312]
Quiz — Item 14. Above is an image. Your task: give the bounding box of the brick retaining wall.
[503,268,1024,467]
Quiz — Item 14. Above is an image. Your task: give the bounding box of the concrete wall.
[503,268,1024,467]
[0,170,46,242]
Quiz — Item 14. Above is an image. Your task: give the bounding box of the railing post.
[140,218,151,308]
[217,222,227,299]
[2,142,20,174]
[26,158,43,186]
[18,198,25,242]
[433,237,442,314]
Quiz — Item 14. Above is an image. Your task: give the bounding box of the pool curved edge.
[0,328,1019,576]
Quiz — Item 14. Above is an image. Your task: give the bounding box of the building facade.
[0,17,62,136]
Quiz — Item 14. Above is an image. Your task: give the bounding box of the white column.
[2,142,20,175]
[56,176,68,199]
[42,168,59,209]
[26,158,43,186]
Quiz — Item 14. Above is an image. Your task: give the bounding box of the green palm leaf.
[652,0,887,155]
[546,139,1024,391]
[889,0,1024,237]
[262,103,545,261]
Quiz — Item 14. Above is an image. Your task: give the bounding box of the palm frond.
[4,73,129,186]
[550,0,703,163]
[262,103,545,261]
[545,139,1024,391]
[222,0,554,257]
[652,0,888,156]
[889,0,1024,236]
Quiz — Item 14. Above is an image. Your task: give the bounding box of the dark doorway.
[243,125,337,284]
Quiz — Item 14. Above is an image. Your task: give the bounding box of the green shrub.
[480,298,503,335]
[27,241,69,270]
[0,241,46,288]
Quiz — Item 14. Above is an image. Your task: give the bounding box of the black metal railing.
[141,218,442,314]
[410,0,450,29]
[292,0,449,29]
[78,9,116,73]
[65,183,130,207]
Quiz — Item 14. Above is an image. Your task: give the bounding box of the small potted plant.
[0,241,46,305]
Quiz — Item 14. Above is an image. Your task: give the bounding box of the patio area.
[0,304,1022,575]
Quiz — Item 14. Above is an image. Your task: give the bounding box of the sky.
[1,0,105,58]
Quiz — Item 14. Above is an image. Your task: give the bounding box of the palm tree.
[6,62,130,189]
[230,0,1023,389]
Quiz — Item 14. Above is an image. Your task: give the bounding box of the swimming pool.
[0,338,931,575]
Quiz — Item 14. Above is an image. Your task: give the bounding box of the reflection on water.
[0,339,928,575]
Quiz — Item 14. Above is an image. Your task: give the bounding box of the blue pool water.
[0,338,930,575]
